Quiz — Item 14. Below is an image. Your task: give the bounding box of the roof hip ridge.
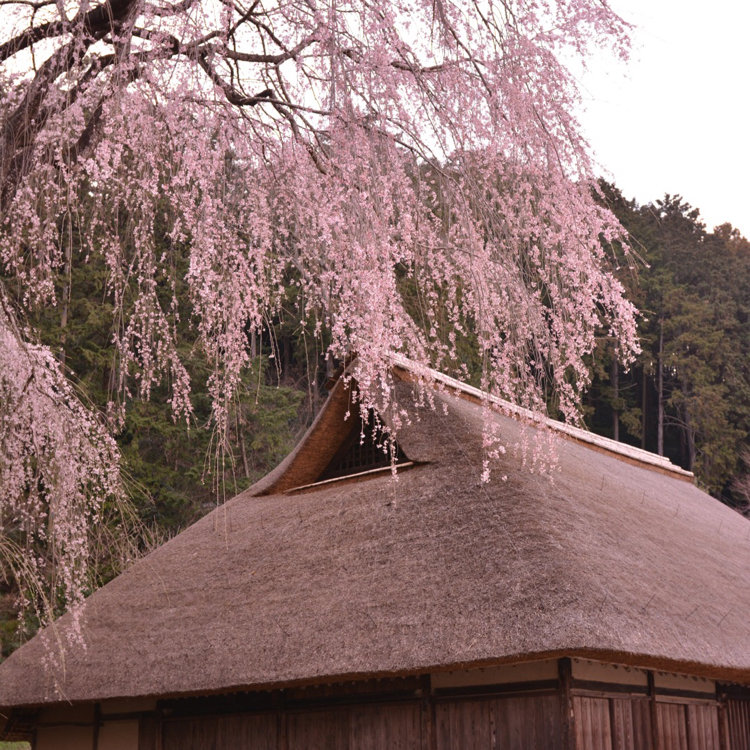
[389,353,693,480]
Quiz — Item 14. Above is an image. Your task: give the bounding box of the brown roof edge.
[5,650,746,712]
[157,650,746,695]
[390,355,695,483]
[425,649,750,687]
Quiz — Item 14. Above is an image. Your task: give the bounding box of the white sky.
[575,0,750,236]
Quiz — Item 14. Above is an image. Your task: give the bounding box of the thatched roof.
[1,361,749,708]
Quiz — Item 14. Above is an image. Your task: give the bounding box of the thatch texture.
[1,366,749,708]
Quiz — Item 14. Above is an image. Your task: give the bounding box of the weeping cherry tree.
[0,0,639,626]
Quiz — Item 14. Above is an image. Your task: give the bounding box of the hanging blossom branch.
[0,291,124,627]
[1,0,638,618]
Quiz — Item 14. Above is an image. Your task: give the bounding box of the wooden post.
[275,692,287,750]
[420,675,436,750]
[559,658,576,750]
[684,701,693,749]
[138,713,161,750]
[647,671,660,750]
[608,696,618,750]
[716,688,729,750]
[92,703,101,750]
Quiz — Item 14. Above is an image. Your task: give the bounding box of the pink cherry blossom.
[0,0,639,622]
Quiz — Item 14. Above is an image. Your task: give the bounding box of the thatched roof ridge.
[0,364,747,709]
[390,355,693,479]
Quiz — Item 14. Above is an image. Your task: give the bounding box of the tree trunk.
[58,225,73,367]
[239,412,251,479]
[657,317,664,456]
[641,365,647,450]
[683,402,696,472]
[611,353,619,442]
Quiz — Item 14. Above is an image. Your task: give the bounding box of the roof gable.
[251,374,412,496]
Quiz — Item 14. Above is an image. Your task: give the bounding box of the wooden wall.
[156,689,741,750]
[159,693,565,750]
[149,667,750,750]
[25,661,747,750]
[435,694,563,749]
[723,692,750,750]
[568,658,728,750]
[162,704,425,750]
[571,695,722,750]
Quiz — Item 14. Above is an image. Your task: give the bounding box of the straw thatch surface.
[1,368,749,708]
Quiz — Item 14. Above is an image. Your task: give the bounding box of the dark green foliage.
[591,184,750,507]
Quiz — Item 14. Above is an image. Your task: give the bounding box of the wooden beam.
[648,671,660,750]
[559,658,576,750]
[716,687,729,750]
[92,703,101,750]
[420,675,436,750]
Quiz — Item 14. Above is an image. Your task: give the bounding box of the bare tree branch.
[0,0,139,62]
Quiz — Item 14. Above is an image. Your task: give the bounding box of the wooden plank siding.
[574,696,613,750]
[160,695,566,750]
[494,695,564,749]
[434,697,493,748]
[725,698,750,750]
[656,703,689,750]
[153,669,744,750]
[286,708,351,749]
[161,713,279,750]
[346,703,422,750]
[610,698,651,750]
[569,697,721,750]
[434,694,564,749]
[163,715,220,749]
[219,714,279,750]
[686,704,721,750]
[156,693,732,750]
[163,704,424,750]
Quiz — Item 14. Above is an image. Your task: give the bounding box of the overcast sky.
[576,0,750,236]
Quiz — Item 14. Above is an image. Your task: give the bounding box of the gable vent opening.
[318,408,409,482]
[282,407,414,494]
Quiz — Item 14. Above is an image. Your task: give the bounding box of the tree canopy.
[588,185,750,505]
[0,0,639,624]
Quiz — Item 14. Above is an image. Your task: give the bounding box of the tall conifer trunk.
[59,225,73,367]
[684,402,696,472]
[641,366,647,450]
[611,353,619,442]
[657,317,664,456]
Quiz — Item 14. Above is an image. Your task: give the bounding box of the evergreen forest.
[1,181,749,657]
